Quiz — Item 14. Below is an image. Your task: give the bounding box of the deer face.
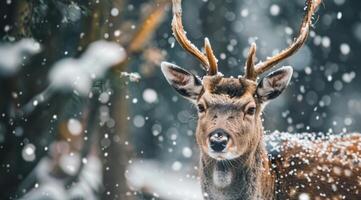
[163,0,317,162]
[161,62,293,160]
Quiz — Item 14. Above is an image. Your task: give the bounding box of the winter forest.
[1,0,361,199]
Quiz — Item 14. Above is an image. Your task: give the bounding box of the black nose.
[209,129,229,152]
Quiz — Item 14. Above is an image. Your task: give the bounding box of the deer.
[160,0,361,199]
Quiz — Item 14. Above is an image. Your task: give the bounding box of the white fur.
[213,168,232,189]
[207,147,239,160]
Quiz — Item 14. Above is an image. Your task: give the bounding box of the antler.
[245,0,322,80]
[245,42,257,80]
[172,0,218,75]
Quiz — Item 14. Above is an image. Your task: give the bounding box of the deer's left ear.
[256,66,293,102]
[161,62,203,102]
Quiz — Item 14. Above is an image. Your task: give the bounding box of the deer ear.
[256,66,293,102]
[161,62,203,102]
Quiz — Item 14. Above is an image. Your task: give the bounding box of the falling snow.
[1,0,361,200]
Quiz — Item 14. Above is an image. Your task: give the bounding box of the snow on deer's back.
[266,132,361,199]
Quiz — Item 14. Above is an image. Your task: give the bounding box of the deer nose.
[209,129,229,152]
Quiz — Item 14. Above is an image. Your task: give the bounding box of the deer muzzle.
[209,129,229,152]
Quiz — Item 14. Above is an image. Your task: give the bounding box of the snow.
[342,71,356,83]
[133,115,145,128]
[340,43,350,55]
[0,39,41,76]
[142,88,158,103]
[67,118,83,136]
[321,36,331,48]
[270,4,281,16]
[240,8,249,17]
[182,147,193,158]
[22,143,36,162]
[337,12,343,19]
[126,160,202,200]
[2,1,361,199]
[59,153,81,175]
[21,155,102,200]
[49,40,126,95]
[171,161,182,171]
[298,193,310,200]
[120,71,141,82]
[110,8,119,17]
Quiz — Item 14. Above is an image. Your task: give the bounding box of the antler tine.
[245,42,257,80]
[254,0,321,76]
[172,0,218,75]
[204,37,218,75]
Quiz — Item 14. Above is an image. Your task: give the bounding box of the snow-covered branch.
[49,40,126,95]
[18,40,126,116]
[0,39,41,77]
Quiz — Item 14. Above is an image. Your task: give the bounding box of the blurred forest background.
[0,0,360,199]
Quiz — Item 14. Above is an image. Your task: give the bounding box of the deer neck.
[199,137,274,200]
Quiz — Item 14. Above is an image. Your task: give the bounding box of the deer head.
[161,0,320,162]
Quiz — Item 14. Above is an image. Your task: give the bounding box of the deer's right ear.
[161,62,203,102]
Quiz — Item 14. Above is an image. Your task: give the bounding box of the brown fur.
[193,76,361,200]
[196,76,261,165]
[195,76,270,199]
[164,0,342,199]
[271,132,361,199]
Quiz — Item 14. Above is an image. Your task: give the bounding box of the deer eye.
[246,106,256,115]
[197,104,206,113]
